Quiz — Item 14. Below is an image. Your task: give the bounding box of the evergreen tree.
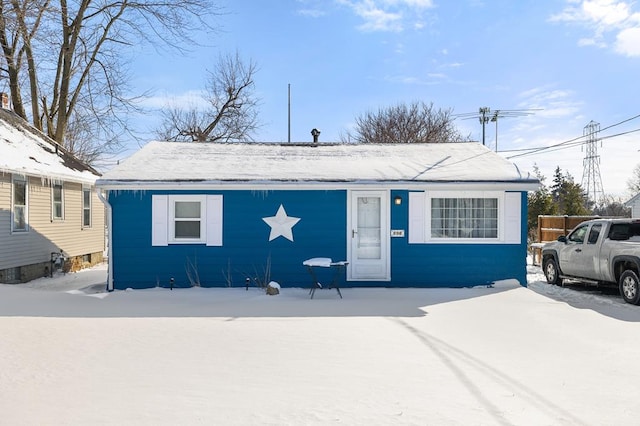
[562,180,590,215]
[547,167,590,216]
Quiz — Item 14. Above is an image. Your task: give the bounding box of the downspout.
[96,188,114,292]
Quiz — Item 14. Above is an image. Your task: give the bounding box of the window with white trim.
[82,186,92,228]
[409,191,521,244]
[52,180,64,220]
[152,194,223,246]
[12,175,28,232]
[170,195,206,243]
[431,197,498,239]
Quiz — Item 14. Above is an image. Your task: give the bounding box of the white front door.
[348,191,390,281]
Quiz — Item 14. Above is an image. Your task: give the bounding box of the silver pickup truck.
[541,218,640,305]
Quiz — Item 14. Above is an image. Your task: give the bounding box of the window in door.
[357,196,381,259]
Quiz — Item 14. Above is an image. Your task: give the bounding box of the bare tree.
[0,0,218,164]
[627,163,640,195]
[156,51,260,142]
[343,101,470,144]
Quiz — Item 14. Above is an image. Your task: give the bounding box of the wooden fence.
[536,215,600,243]
[530,215,600,265]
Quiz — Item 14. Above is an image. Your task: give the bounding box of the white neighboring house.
[626,193,640,218]
[0,107,105,283]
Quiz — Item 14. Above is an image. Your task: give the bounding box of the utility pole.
[580,120,605,204]
[478,107,490,146]
[455,107,538,148]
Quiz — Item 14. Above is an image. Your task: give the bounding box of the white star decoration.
[262,204,301,242]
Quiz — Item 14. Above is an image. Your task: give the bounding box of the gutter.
[95,180,541,192]
[96,189,114,292]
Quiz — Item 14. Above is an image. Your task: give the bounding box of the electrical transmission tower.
[580,120,605,204]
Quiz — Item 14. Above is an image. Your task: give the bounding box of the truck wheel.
[543,258,562,285]
[619,270,640,305]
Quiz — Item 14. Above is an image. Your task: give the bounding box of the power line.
[454,107,539,148]
[501,127,640,156]
[504,113,640,159]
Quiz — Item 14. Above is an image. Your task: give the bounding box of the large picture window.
[431,197,498,239]
[12,175,27,232]
[408,191,521,244]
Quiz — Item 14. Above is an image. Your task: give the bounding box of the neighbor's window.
[12,175,27,232]
[169,195,206,243]
[82,186,91,227]
[431,197,498,239]
[52,180,64,220]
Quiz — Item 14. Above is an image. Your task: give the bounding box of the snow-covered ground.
[1,262,639,425]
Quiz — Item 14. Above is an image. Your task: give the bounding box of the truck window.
[587,224,602,244]
[568,224,588,243]
[609,224,630,241]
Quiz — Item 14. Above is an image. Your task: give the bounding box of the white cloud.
[582,0,630,25]
[577,37,607,47]
[297,8,326,17]
[355,3,403,32]
[615,26,640,55]
[139,90,208,109]
[338,0,434,32]
[518,87,582,118]
[296,0,329,18]
[551,0,640,56]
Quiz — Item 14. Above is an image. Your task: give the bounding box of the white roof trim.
[97,181,540,192]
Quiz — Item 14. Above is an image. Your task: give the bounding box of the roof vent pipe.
[311,128,320,144]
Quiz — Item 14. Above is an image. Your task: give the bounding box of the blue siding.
[388,190,528,287]
[108,189,528,289]
[110,190,347,289]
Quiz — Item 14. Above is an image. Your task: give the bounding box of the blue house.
[96,141,539,291]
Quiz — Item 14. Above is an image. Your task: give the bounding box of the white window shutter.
[504,192,521,244]
[206,195,223,246]
[152,195,169,246]
[408,192,426,244]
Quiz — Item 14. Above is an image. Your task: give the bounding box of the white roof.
[97,141,538,189]
[626,192,640,206]
[0,109,99,184]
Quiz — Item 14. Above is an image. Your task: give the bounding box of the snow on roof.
[97,140,538,188]
[0,109,99,184]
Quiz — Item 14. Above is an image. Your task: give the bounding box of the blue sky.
[128,0,640,198]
